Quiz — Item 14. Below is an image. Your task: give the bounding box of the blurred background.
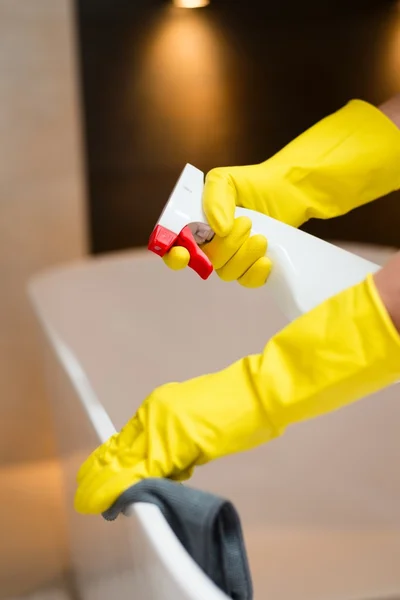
[0,0,399,598]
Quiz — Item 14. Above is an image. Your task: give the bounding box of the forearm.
[374,251,400,333]
[371,96,400,331]
[379,94,400,129]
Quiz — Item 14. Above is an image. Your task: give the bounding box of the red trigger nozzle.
[148,225,177,257]
[148,224,213,280]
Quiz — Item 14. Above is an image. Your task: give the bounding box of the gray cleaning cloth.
[102,478,253,600]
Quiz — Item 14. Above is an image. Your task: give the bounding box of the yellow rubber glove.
[164,100,400,287]
[75,273,400,514]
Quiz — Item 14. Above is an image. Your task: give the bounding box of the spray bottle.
[148,163,379,321]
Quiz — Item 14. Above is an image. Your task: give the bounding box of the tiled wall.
[0,0,87,595]
[0,0,87,466]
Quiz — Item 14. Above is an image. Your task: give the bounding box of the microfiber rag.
[102,478,253,600]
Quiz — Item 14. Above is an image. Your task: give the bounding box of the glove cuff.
[262,99,400,225]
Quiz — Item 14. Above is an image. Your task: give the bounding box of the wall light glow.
[374,9,400,95]
[130,7,236,164]
[173,0,210,8]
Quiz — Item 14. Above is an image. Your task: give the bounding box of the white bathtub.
[29,244,400,600]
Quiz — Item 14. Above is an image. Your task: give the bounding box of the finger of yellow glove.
[169,467,194,482]
[75,431,150,514]
[118,415,144,445]
[203,216,252,270]
[162,246,190,270]
[76,419,142,484]
[203,168,237,237]
[238,256,272,288]
[216,234,268,282]
[74,458,153,514]
[84,427,145,489]
[75,460,193,515]
[76,439,113,484]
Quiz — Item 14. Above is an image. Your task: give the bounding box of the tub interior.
[30,246,400,600]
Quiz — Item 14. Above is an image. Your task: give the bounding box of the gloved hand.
[74,272,400,514]
[164,100,400,288]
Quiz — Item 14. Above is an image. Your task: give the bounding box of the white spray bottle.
[148,163,380,321]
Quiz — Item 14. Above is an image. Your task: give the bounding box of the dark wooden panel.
[75,0,400,253]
